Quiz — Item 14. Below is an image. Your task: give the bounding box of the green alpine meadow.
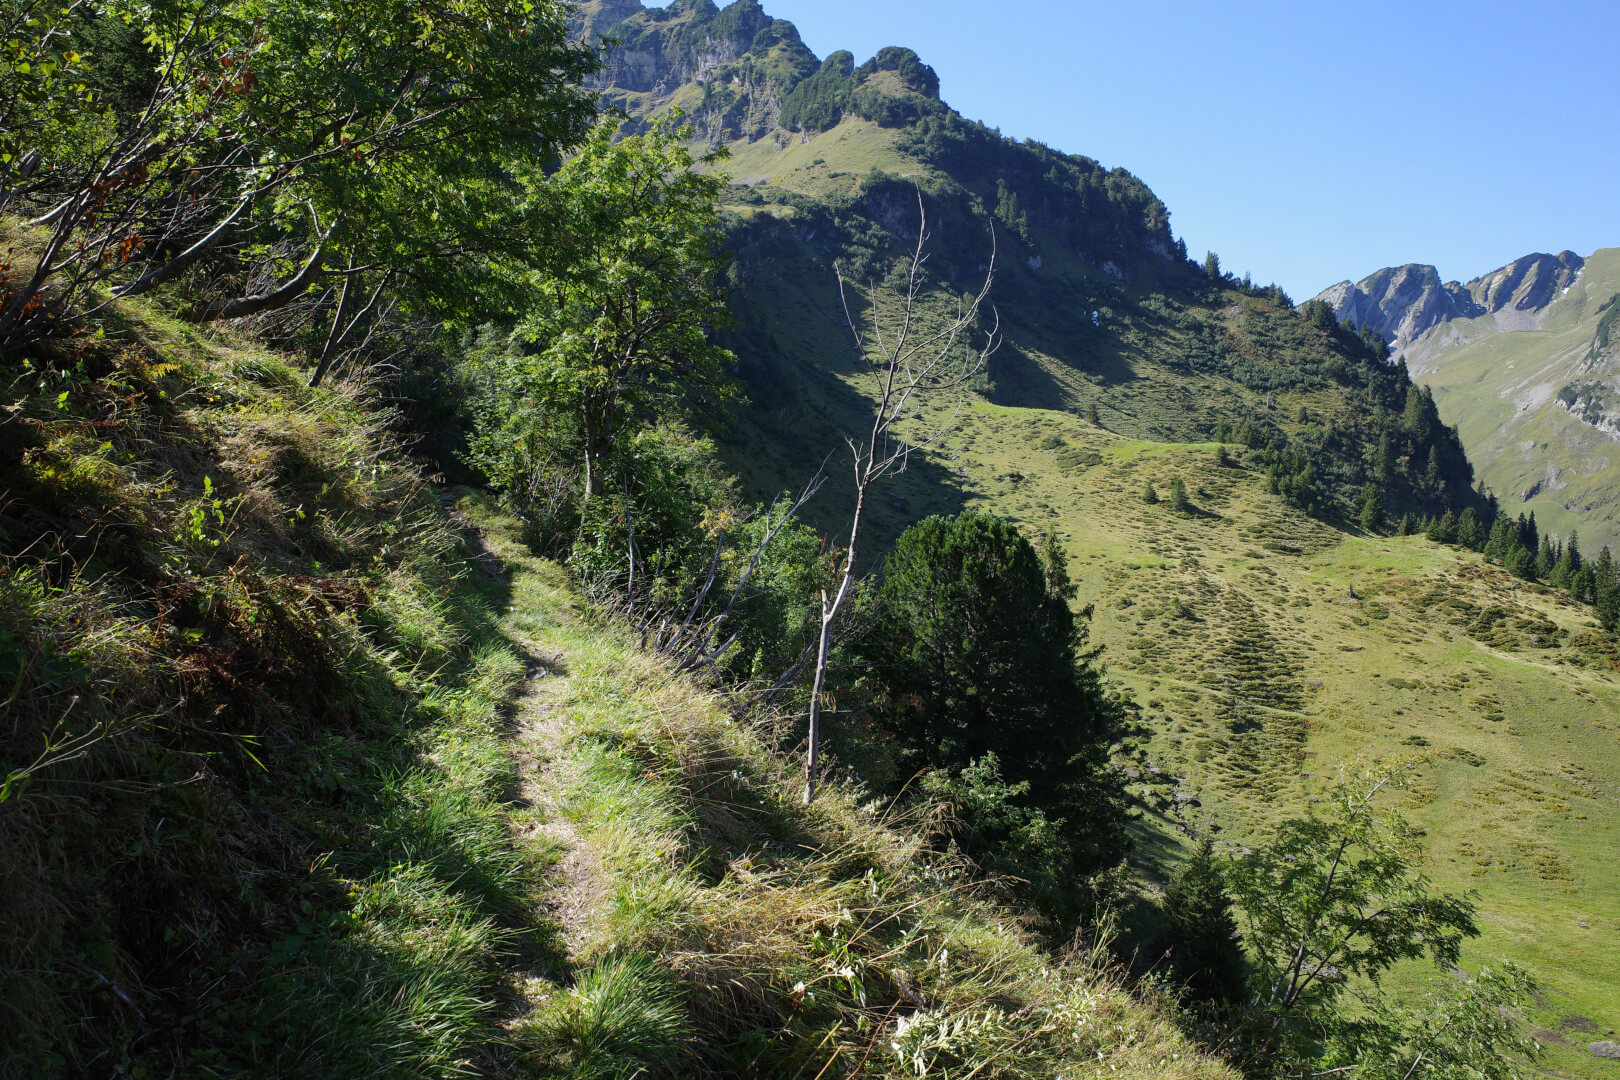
[1,1,1614,1077]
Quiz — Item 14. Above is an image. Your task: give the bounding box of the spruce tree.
[1375,430,1396,482]
[1536,535,1557,579]
[1143,480,1160,504]
[1358,485,1385,533]
[1424,446,1442,491]
[1402,384,1429,437]
[1571,564,1596,605]
[1485,518,1515,563]
[1520,512,1539,553]
[1170,477,1191,512]
[1398,511,1419,536]
[1550,542,1576,590]
[1428,509,1458,545]
[1456,507,1484,550]
[1595,548,1619,630]
[1163,836,1247,1005]
[1507,544,1538,581]
[1087,403,1102,426]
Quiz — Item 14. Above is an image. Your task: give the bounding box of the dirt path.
[506,642,602,962]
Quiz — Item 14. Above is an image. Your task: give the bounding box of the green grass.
[908,402,1620,1077]
[466,498,1238,1080]
[0,298,558,1077]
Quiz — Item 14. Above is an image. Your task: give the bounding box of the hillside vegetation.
[4,0,1614,1077]
[0,292,1241,1076]
[561,4,1620,1076]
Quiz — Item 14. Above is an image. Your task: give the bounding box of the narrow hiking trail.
[451,498,1240,1080]
[507,636,602,964]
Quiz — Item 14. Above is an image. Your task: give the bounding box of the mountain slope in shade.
[1320,249,1620,551]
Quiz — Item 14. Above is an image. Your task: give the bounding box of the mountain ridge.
[1317,246,1620,550]
[1315,250,1586,354]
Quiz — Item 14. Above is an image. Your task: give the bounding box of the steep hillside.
[931,407,1620,1080]
[565,2,1483,551]
[0,285,1238,1077]
[564,6,1620,1076]
[1321,249,1620,551]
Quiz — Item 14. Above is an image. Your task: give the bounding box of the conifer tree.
[1087,403,1102,426]
[1507,543,1538,581]
[1536,535,1557,579]
[1427,509,1458,545]
[1403,385,1432,439]
[1398,511,1419,536]
[1163,836,1246,1005]
[1170,478,1191,512]
[1595,548,1619,630]
[1571,564,1596,605]
[1519,512,1539,553]
[1143,480,1160,505]
[1550,538,1577,590]
[1375,430,1396,482]
[1456,507,1484,551]
[1358,485,1385,533]
[1484,518,1515,563]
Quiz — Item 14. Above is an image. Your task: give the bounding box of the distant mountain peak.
[1314,250,1585,353]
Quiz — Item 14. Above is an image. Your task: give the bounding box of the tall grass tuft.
[519,952,691,1079]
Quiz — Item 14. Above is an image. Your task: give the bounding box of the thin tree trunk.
[195,241,326,321]
[308,266,355,388]
[804,487,864,804]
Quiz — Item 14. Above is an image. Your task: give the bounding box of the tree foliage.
[2,0,599,352]
[477,118,737,500]
[1162,836,1246,1005]
[1223,762,1534,1078]
[858,511,1128,925]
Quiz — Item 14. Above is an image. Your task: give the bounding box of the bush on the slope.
[854,511,1130,929]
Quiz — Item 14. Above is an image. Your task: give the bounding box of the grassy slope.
[0,287,1234,1075]
[0,296,556,1076]
[1407,247,1620,552]
[701,123,1620,1075]
[937,403,1619,1078]
[712,125,1338,559]
[470,499,1236,1079]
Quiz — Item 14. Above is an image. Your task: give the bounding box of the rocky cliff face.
[1315,250,1585,353]
[1467,250,1586,330]
[1313,264,1483,350]
[569,0,818,142]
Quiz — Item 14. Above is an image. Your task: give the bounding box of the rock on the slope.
[1589,1041,1620,1059]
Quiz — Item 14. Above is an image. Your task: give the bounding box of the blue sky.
[642,0,1620,300]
